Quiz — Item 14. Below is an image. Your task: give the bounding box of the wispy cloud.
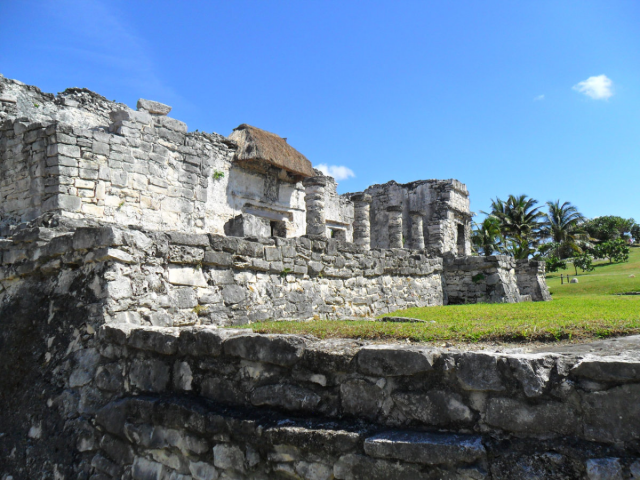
[315,164,355,181]
[573,75,614,100]
[43,0,183,106]
[533,94,545,102]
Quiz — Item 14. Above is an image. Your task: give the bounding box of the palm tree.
[472,217,503,256]
[484,194,544,246]
[542,200,588,258]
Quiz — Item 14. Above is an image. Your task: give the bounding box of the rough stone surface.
[0,75,578,480]
[137,98,172,115]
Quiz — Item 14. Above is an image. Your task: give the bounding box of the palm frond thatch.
[228,124,315,178]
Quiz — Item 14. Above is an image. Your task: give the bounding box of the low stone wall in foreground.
[75,324,640,479]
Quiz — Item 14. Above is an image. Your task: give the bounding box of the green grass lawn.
[246,247,640,344]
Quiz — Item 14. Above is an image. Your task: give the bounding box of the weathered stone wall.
[0,226,635,479]
[21,321,640,480]
[0,119,50,230]
[323,175,354,241]
[0,223,445,326]
[0,75,313,239]
[353,179,472,255]
[516,259,552,302]
[444,255,524,304]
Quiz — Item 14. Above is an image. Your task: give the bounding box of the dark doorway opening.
[270,221,287,238]
[457,224,466,255]
[330,228,347,241]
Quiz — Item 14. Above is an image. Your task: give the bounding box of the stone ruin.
[3,76,639,479]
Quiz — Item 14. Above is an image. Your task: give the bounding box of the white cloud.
[533,94,545,101]
[573,75,614,100]
[315,164,355,181]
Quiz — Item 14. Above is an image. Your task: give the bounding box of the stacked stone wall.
[0,225,445,326]
[444,255,523,304]
[516,259,552,302]
[0,112,237,235]
[15,320,640,479]
[357,179,471,256]
[0,119,50,230]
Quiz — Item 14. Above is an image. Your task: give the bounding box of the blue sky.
[1,0,638,221]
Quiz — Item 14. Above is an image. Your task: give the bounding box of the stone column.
[303,176,327,237]
[387,205,403,248]
[408,210,425,250]
[351,193,372,250]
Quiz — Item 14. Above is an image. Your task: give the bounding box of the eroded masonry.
[7,76,639,480]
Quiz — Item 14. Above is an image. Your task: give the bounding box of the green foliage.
[545,255,566,273]
[485,194,544,245]
[280,268,292,278]
[502,236,537,260]
[471,273,485,283]
[631,224,640,243]
[33,103,39,108]
[472,217,502,256]
[572,252,594,275]
[117,200,125,210]
[593,238,630,264]
[583,216,635,242]
[192,304,207,314]
[541,200,588,258]
[212,170,225,180]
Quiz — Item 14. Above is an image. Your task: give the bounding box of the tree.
[541,200,588,258]
[593,238,630,264]
[485,194,544,247]
[545,255,566,273]
[583,216,635,242]
[502,235,537,260]
[631,224,640,243]
[472,217,502,256]
[572,252,594,275]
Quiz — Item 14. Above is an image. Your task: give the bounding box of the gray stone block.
[222,284,246,304]
[127,327,179,355]
[129,358,170,392]
[333,453,427,480]
[223,334,305,367]
[456,353,505,392]
[392,390,473,426]
[363,431,485,466]
[585,458,623,480]
[137,98,172,115]
[485,397,578,435]
[583,384,640,443]
[356,346,437,376]
[571,356,640,383]
[251,384,321,411]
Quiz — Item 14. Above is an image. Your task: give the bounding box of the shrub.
[593,238,630,264]
[545,255,566,273]
[572,252,594,275]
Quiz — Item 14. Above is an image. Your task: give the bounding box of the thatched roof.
[228,124,315,178]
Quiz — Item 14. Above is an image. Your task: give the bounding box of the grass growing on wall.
[246,248,640,343]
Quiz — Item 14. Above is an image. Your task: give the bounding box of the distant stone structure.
[0,74,549,308]
[0,76,576,479]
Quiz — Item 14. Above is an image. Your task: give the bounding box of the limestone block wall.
[0,119,49,229]
[323,175,354,241]
[516,259,552,302]
[425,179,472,256]
[0,224,633,479]
[444,255,524,304]
[355,179,471,255]
[53,323,640,479]
[0,224,445,327]
[0,75,313,239]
